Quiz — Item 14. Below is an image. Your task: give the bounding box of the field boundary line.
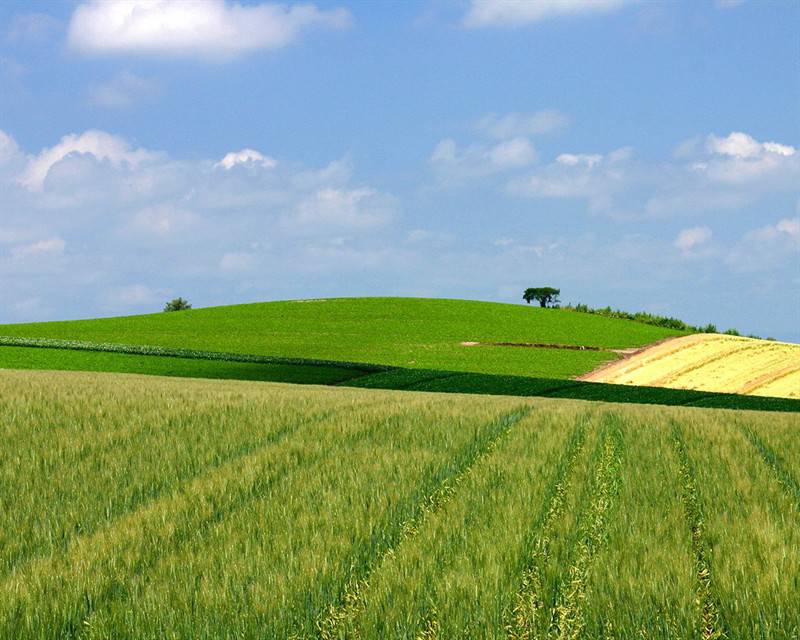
[546,416,624,640]
[313,406,533,640]
[670,421,725,640]
[737,424,800,512]
[504,415,591,639]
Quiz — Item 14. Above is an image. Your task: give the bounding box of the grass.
[1,369,798,638]
[0,344,366,385]
[0,297,684,378]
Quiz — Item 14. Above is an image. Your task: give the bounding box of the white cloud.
[706,131,793,159]
[727,217,800,274]
[216,148,277,170]
[463,0,632,28]
[556,153,603,168]
[753,217,800,242]
[674,226,712,251]
[129,204,195,236]
[20,130,158,191]
[292,187,392,229]
[430,136,536,184]
[509,147,631,208]
[476,110,569,139]
[0,130,19,165]
[10,237,65,260]
[68,0,351,60]
[698,132,798,185]
[88,71,160,108]
[220,252,256,272]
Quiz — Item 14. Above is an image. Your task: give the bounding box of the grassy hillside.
[0,297,684,378]
[3,370,798,638]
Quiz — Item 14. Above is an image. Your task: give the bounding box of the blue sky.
[1,0,798,340]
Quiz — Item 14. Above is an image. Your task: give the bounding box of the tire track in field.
[737,424,800,512]
[313,406,532,640]
[670,422,725,640]
[0,400,423,640]
[504,414,591,640]
[546,416,624,640]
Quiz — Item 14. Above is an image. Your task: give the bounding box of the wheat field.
[1,369,798,639]
[583,334,800,399]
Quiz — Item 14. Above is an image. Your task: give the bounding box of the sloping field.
[1,370,798,638]
[0,297,684,378]
[583,334,800,399]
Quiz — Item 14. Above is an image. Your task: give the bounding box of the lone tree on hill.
[164,297,192,312]
[523,287,560,308]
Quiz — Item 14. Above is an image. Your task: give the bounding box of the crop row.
[1,370,799,638]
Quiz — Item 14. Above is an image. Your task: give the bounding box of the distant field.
[0,297,684,378]
[2,338,797,412]
[584,334,800,399]
[1,370,798,639]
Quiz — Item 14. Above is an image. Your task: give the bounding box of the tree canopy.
[523,287,560,308]
[164,297,192,312]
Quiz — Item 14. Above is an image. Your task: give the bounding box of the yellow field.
[582,334,800,399]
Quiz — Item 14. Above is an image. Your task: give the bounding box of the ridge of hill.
[0,297,683,379]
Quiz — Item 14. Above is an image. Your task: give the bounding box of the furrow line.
[1,402,408,640]
[670,421,725,640]
[547,418,624,640]
[0,404,352,579]
[737,423,800,513]
[314,406,532,640]
[504,415,591,640]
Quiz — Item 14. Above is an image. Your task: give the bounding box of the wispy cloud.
[88,71,161,108]
[463,0,633,28]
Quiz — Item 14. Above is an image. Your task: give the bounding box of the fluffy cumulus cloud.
[674,226,712,251]
[507,146,633,215]
[68,0,351,60]
[20,130,158,191]
[463,0,632,28]
[0,127,397,319]
[495,129,799,221]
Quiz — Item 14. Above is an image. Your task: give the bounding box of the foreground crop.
[1,370,798,639]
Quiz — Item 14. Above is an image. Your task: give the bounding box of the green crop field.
[2,369,798,639]
[0,297,684,378]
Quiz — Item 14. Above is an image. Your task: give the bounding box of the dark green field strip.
[0,344,366,385]
[347,369,800,413]
[3,340,798,412]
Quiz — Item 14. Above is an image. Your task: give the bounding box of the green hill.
[0,297,681,378]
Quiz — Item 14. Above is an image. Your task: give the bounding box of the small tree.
[164,297,192,312]
[523,287,560,308]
